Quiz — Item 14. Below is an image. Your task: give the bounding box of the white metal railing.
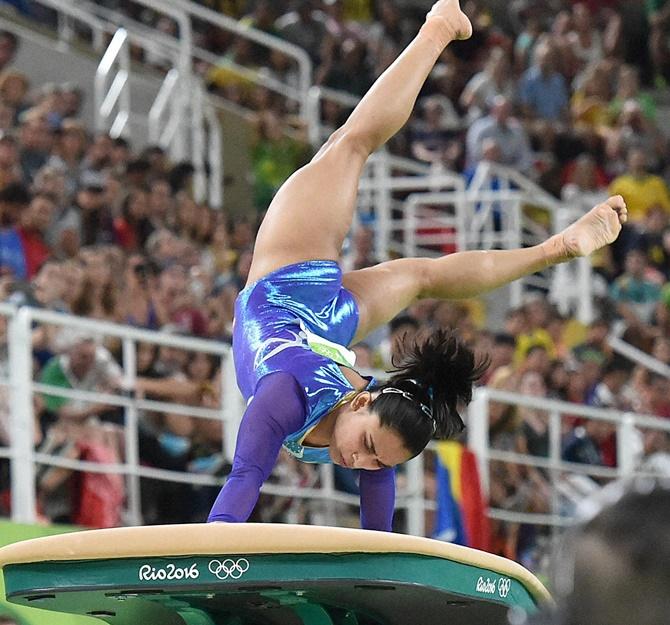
[608,333,670,378]
[51,0,313,118]
[0,307,419,531]
[467,386,670,521]
[19,0,223,208]
[349,155,595,318]
[94,28,131,137]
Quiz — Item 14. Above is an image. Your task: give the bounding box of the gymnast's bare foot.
[545,195,628,262]
[425,0,473,42]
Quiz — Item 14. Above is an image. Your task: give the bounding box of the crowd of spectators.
[0,0,669,577]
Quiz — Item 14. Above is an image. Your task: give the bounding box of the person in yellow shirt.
[608,147,670,224]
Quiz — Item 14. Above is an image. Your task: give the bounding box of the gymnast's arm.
[207,371,306,523]
[359,467,396,531]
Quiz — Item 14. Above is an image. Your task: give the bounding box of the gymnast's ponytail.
[370,328,489,457]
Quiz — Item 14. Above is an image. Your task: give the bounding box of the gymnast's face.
[329,392,410,471]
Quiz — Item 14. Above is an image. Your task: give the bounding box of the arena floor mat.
[0,523,550,624]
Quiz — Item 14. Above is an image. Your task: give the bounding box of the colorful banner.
[433,441,490,551]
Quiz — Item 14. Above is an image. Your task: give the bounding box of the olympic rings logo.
[497,577,512,598]
[208,558,250,580]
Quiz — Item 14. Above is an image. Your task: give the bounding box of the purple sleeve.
[359,467,396,531]
[207,372,306,523]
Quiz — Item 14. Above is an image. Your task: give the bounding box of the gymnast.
[208,0,627,531]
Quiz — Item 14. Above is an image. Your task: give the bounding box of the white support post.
[319,464,337,527]
[405,455,426,537]
[509,201,523,308]
[373,152,392,262]
[617,413,638,478]
[8,308,36,524]
[221,353,242,463]
[576,256,594,325]
[467,388,490,497]
[191,82,207,204]
[122,337,142,526]
[206,101,224,210]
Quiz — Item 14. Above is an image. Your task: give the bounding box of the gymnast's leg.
[343,196,628,344]
[246,0,473,285]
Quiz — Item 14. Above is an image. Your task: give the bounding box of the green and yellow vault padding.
[0,524,551,625]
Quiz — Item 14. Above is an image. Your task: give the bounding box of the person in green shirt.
[40,330,122,423]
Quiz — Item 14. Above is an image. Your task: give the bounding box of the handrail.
[607,334,670,378]
[95,28,130,137]
[160,0,312,115]
[24,307,229,352]
[148,68,180,148]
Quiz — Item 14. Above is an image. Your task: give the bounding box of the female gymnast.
[208,0,627,531]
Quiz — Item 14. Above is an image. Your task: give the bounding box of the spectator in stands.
[606,101,667,178]
[561,153,608,205]
[647,0,670,87]
[465,95,534,175]
[350,225,378,270]
[640,372,670,419]
[39,329,122,425]
[587,358,632,411]
[513,7,543,73]
[0,182,29,279]
[610,247,662,328]
[460,46,515,124]
[17,110,52,183]
[0,134,21,192]
[47,120,87,197]
[518,40,570,125]
[75,176,114,247]
[571,316,611,367]
[639,430,670,476]
[608,65,656,124]
[0,70,29,124]
[120,254,160,330]
[409,95,461,167]
[276,0,328,65]
[569,63,613,142]
[251,110,309,211]
[480,332,515,385]
[17,192,54,278]
[0,31,18,73]
[514,297,557,366]
[608,148,670,226]
[147,177,174,232]
[317,35,373,96]
[78,247,119,322]
[25,260,68,320]
[563,418,613,466]
[567,2,604,73]
[113,187,152,252]
[153,264,207,336]
[366,0,414,76]
[629,205,670,281]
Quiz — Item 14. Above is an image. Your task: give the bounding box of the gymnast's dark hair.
[370,328,489,457]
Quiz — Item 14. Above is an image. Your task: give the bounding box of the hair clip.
[379,386,436,433]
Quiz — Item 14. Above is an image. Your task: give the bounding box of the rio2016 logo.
[138,563,199,581]
[208,558,250,580]
[476,575,512,598]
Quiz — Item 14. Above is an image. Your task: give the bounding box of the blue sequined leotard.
[233,259,373,463]
[209,259,395,530]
